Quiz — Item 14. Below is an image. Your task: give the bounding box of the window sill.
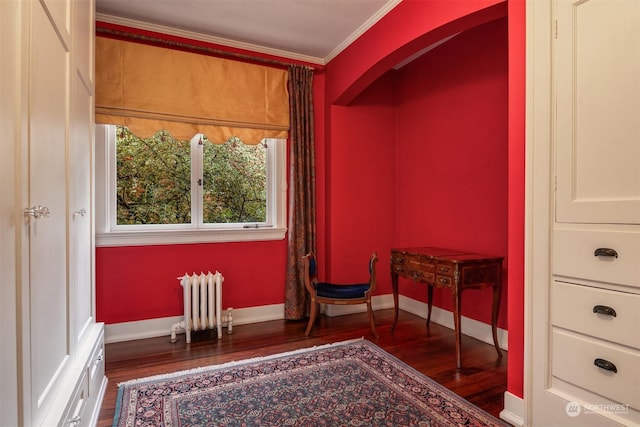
[95,227,287,247]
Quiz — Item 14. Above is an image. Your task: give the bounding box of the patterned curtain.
[284,65,316,320]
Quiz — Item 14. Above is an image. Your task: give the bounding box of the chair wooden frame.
[301,252,378,338]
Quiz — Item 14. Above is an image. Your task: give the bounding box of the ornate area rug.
[113,338,508,427]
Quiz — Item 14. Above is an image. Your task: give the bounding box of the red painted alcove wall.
[322,0,524,399]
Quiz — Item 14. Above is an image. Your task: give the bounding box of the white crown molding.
[324,0,402,63]
[96,13,325,66]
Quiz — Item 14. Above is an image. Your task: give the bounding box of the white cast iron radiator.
[170,271,233,343]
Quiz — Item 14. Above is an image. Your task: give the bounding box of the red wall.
[507,0,526,400]
[324,72,397,289]
[96,241,287,323]
[393,18,508,328]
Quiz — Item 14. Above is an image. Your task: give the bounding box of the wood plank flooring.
[97,309,507,426]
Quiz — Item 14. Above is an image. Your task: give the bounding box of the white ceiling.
[95,0,402,65]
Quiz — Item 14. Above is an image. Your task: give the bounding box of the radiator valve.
[224,307,234,334]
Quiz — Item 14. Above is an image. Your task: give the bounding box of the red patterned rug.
[113,338,508,426]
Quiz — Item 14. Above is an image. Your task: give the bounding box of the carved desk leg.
[390,270,399,333]
[426,284,434,327]
[452,274,463,369]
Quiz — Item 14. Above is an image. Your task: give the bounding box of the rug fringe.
[117,337,366,387]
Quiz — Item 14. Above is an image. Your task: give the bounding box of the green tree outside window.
[116,127,267,226]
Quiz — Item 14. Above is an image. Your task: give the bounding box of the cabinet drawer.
[552,281,640,349]
[83,328,106,427]
[61,370,89,427]
[553,227,640,288]
[88,337,105,397]
[552,329,640,410]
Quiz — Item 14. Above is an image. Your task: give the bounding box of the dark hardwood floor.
[97,309,507,426]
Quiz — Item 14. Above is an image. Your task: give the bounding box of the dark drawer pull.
[594,248,618,258]
[593,305,617,317]
[594,358,617,373]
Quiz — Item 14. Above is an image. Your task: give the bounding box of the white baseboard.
[397,295,509,350]
[500,391,525,426]
[104,303,285,343]
[104,294,508,350]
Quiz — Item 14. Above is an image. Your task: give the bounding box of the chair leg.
[305,300,318,336]
[367,301,378,339]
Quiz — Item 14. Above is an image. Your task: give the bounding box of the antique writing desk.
[390,247,504,368]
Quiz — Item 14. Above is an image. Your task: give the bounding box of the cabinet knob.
[73,208,87,218]
[594,247,618,258]
[24,205,50,219]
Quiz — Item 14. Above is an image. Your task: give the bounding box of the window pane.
[116,127,191,225]
[202,136,267,223]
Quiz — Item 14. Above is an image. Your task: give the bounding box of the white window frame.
[95,124,287,247]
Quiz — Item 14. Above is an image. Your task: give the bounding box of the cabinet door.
[555,0,640,225]
[69,0,95,346]
[70,67,94,343]
[28,1,71,424]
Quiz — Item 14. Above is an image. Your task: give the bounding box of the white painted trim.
[323,294,507,350]
[500,391,525,427]
[397,295,508,350]
[97,0,402,66]
[526,1,552,427]
[324,0,402,63]
[104,303,285,343]
[324,294,507,350]
[105,295,508,352]
[95,13,325,65]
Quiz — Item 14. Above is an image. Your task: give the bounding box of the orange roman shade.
[95,36,289,144]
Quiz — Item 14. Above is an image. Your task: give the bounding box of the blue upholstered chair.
[302,252,378,338]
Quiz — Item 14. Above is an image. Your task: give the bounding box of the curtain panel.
[95,36,290,144]
[284,65,316,320]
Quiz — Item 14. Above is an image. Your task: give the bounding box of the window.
[95,125,287,246]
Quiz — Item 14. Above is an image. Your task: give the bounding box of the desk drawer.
[435,275,452,287]
[391,252,435,282]
[552,329,640,410]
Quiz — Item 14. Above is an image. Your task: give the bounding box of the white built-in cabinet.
[529,1,639,426]
[0,0,106,426]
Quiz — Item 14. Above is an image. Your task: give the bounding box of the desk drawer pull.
[594,358,617,373]
[593,305,617,317]
[439,265,450,273]
[439,277,450,285]
[594,247,618,258]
